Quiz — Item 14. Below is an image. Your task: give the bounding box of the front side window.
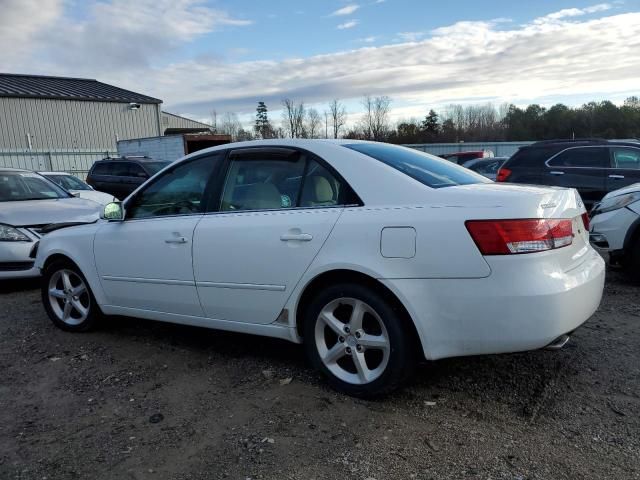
[0,172,70,201]
[125,163,147,178]
[612,147,640,170]
[345,143,489,188]
[549,147,609,168]
[127,155,219,218]
[144,162,171,175]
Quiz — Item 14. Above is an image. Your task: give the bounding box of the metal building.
[0,73,210,175]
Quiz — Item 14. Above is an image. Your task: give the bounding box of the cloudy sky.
[1,0,640,126]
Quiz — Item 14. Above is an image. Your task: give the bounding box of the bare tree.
[281,98,306,138]
[210,109,218,133]
[306,108,322,138]
[218,112,242,140]
[361,95,392,141]
[328,99,347,139]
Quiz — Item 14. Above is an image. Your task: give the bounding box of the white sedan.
[39,171,116,206]
[35,140,605,396]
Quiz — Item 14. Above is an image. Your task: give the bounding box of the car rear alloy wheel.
[42,260,101,332]
[304,283,416,397]
[315,297,390,385]
[48,269,91,326]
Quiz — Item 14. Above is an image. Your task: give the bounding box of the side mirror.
[102,202,125,221]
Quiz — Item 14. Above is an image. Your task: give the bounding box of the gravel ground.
[0,269,638,480]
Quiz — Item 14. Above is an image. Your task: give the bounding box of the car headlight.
[0,224,31,242]
[592,192,640,216]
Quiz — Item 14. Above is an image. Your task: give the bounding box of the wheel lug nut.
[356,345,363,352]
[345,347,352,355]
[338,336,345,343]
[344,326,350,334]
[355,331,361,339]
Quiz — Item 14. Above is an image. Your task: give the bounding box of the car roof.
[96,156,164,163]
[0,167,31,173]
[526,138,640,149]
[38,171,72,175]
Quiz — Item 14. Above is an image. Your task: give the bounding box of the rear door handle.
[549,171,565,176]
[280,233,313,242]
[165,237,188,244]
[609,174,625,179]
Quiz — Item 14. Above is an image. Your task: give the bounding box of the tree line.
[209,96,640,144]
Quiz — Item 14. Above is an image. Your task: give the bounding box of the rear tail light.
[496,167,511,182]
[465,219,573,255]
[581,212,590,231]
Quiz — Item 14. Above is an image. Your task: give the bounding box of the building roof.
[0,73,162,104]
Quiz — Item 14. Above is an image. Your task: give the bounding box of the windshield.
[45,174,92,191]
[0,172,72,202]
[344,143,490,188]
[145,162,171,175]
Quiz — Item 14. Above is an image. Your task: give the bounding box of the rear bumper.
[382,247,605,360]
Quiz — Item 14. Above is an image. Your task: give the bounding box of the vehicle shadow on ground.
[96,312,569,417]
[0,278,40,294]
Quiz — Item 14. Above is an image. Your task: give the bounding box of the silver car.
[0,168,101,279]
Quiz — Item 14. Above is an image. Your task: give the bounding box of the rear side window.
[507,147,561,167]
[344,143,489,188]
[549,147,609,168]
[125,163,147,178]
[91,163,112,175]
[612,147,640,169]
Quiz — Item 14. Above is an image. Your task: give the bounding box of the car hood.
[71,190,115,205]
[601,182,640,201]
[0,198,101,227]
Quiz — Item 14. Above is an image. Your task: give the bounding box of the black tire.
[303,283,416,398]
[41,259,102,332]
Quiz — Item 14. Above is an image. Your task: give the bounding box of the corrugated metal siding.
[117,136,185,162]
[405,141,534,157]
[0,150,116,178]
[161,112,211,131]
[0,97,161,151]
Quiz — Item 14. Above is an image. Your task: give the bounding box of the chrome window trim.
[545,145,640,170]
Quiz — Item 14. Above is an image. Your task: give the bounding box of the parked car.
[35,140,604,397]
[86,156,170,200]
[0,168,101,279]
[39,171,115,205]
[462,157,508,180]
[497,139,640,209]
[590,182,640,279]
[440,150,494,164]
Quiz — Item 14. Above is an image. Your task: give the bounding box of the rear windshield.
[344,143,490,188]
[144,162,171,175]
[46,174,91,191]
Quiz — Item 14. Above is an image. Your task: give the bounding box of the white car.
[39,171,116,206]
[35,140,605,396]
[0,168,101,279]
[590,183,640,279]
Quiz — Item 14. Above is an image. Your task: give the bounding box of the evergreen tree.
[254,101,273,138]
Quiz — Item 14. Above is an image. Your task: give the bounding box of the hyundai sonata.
[35,140,605,396]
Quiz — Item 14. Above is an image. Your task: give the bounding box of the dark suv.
[497,139,640,208]
[86,156,170,200]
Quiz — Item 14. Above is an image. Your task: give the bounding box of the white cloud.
[337,20,359,29]
[330,4,360,16]
[357,36,377,43]
[534,3,613,23]
[397,31,426,42]
[1,2,638,124]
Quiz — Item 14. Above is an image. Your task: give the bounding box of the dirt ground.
[0,269,638,480]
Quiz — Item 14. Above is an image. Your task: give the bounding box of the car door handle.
[165,237,188,244]
[549,171,565,175]
[280,233,313,242]
[609,174,625,179]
